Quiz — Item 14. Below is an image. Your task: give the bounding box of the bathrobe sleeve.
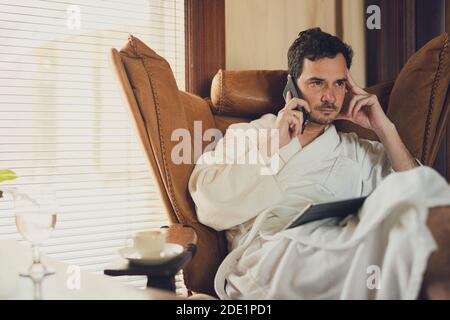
[345,131,424,195]
[188,114,302,231]
[355,137,395,195]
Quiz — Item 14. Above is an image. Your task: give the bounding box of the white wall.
[225,0,367,86]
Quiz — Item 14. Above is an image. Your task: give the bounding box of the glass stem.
[33,279,42,300]
[32,244,41,265]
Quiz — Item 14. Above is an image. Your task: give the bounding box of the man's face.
[296,53,347,125]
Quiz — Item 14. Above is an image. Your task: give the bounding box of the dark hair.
[287,27,353,81]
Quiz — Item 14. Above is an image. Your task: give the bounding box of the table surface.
[0,240,180,300]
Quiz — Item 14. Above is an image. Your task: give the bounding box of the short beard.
[310,115,334,125]
[309,102,340,125]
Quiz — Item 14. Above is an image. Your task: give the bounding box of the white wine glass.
[13,187,58,277]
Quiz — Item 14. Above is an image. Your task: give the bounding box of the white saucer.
[118,243,183,266]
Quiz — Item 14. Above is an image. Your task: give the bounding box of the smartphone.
[282,76,310,133]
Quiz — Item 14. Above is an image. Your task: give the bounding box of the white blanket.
[220,166,450,299]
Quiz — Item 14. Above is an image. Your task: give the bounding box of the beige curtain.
[225,0,366,87]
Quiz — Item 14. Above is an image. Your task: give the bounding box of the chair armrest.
[421,205,450,299]
[162,224,198,249]
[427,205,450,245]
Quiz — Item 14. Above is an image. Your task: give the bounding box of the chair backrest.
[110,36,227,296]
[111,33,450,296]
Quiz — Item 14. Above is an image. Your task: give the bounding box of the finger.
[294,119,300,136]
[289,115,301,136]
[288,112,302,124]
[346,69,366,95]
[289,113,303,134]
[291,110,305,122]
[285,90,292,103]
[346,95,365,118]
[285,97,311,113]
[346,69,360,92]
[352,96,373,119]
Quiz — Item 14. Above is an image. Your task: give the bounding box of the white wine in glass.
[14,188,58,277]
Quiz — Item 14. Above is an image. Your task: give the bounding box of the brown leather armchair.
[110,34,450,297]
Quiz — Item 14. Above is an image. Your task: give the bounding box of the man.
[188,28,450,299]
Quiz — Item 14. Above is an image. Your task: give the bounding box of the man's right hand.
[276,91,311,148]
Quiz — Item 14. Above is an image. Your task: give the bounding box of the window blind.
[0,0,185,293]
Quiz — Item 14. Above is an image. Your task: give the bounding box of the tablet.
[284,196,367,229]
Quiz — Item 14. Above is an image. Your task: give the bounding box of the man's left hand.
[336,70,393,133]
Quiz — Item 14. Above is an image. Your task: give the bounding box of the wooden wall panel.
[185,0,225,97]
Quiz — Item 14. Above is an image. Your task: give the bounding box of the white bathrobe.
[188,113,450,299]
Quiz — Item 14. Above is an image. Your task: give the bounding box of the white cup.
[133,230,166,259]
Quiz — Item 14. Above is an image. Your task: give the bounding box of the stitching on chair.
[219,70,224,114]
[218,71,234,116]
[219,72,237,117]
[422,33,449,164]
[129,35,185,225]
